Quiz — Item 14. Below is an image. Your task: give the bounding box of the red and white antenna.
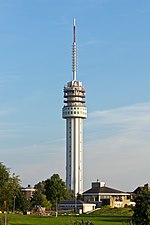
[72,18,77,80]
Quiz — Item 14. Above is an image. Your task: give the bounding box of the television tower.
[62,19,87,195]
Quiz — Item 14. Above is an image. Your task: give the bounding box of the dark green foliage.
[64,188,75,200]
[33,175,74,209]
[132,189,150,225]
[0,163,9,188]
[0,162,85,215]
[77,193,83,201]
[15,189,30,212]
[0,162,21,211]
[34,181,45,193]
[102,199,110,206]
[45,174,66,205]
[30,189,51,209]
[31,189,44,207]
[0,162,10,209]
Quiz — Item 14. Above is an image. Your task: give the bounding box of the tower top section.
[72,18,77,81]
[62,18,87,120]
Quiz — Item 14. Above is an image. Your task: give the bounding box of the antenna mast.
[72,18,77,80]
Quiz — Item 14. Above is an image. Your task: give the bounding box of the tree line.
[0,162,74,213]
[1,161,150,225]
[132,188,150,225]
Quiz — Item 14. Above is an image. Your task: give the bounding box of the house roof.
[58,200,96,206]
[59,200,83,205]
[83,186,129,196]
[133,183,150,194]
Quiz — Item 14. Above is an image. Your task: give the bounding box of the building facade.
[62,19,87,195]
[83,181,135,208]
[58,200,96,214]
[22,184,35,200]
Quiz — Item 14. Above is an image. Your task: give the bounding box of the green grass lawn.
[0,208,133,225]
[90,206,133,216]
[0,214,131,225]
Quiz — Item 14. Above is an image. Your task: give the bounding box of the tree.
[64,188,75,200]
[41,194,51,209]
[30,189,43,208]
[34,181,45,194]
[15,190,31,213]
[132,189,150,225]
[30,189,51,209]
[45,174,66,206]
[0,163,21,211]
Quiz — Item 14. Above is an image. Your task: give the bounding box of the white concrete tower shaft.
[62,19,87,195]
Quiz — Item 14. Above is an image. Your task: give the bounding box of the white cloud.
[1,102,150,192]
[87,103,150,135]
[0,137,66,185]
[84,102,150,191]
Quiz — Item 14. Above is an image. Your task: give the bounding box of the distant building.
[22,184,35,199]
[83,180,135,208]
[133,183,150,195]
[58,200,96,214]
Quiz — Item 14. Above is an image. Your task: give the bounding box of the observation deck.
[62,80,87,119]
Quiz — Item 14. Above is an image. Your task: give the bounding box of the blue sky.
[0,0,150,192]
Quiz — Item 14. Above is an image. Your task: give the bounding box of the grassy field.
[0,207,133,225]
[91,206,133,216]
